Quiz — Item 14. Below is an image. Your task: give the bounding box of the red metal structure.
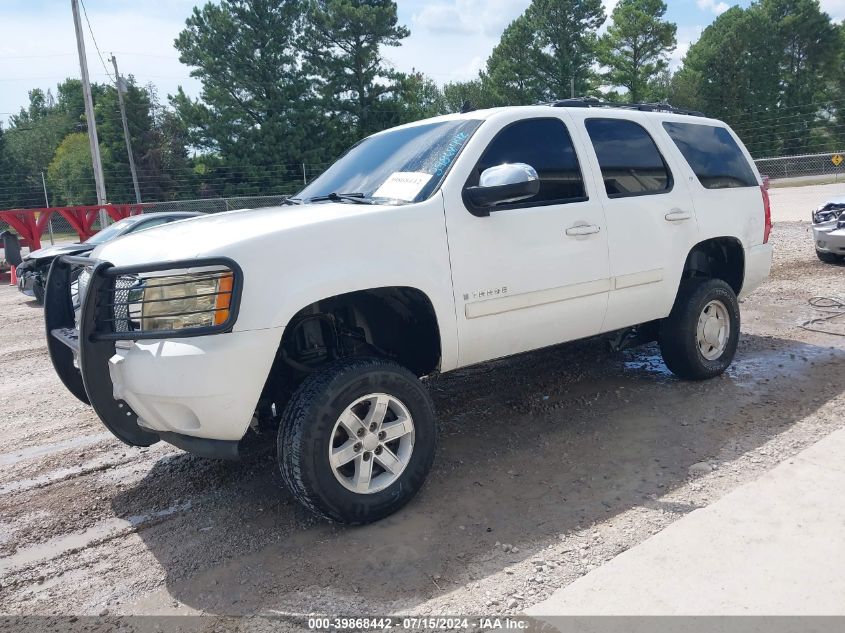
[0,204,147,250]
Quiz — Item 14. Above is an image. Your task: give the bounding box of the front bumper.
[813,224,845,255]
[44,255,279,458]
[16,268,36,296]
[108,327,282,442]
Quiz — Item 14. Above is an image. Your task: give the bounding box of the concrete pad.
[769,182,845,222]
[527,427,845,616]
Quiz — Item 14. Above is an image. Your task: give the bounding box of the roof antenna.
[460,100,475,114]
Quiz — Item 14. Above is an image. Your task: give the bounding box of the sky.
[1,0,844,125]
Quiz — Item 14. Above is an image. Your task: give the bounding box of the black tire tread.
[33,280,45,304]
[816,249,841,264]
[278,356,435,524]
[659,278,740,381]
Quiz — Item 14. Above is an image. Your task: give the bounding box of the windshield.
[84,216,143,245]
[296,119,482,204]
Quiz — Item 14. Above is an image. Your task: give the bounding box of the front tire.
[33,279,45,304]
[816,249,841,264]
[278,357,436,524]
[659,278,740,380]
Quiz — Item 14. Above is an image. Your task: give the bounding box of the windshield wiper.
[283,197,302,205]
[307,192,374,205]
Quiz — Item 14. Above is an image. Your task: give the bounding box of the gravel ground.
[0,221,843,626]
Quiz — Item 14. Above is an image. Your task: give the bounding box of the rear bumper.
[740,243,773,299]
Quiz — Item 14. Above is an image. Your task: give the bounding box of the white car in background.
[45,100,773,524]
[812,198,845,263]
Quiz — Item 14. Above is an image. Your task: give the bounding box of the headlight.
[140,271,234,332]
[72,267,93,329]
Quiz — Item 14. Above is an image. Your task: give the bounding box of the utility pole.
[70,0,109,228]
[110,54,142,204]
[41,171,54,245]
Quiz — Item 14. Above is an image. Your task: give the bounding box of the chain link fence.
[144,194,290,215]
[5,153,845,252]
[754,151,845,181]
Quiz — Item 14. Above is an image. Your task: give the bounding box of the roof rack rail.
[548,97,705,117]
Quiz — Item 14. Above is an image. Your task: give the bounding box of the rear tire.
[659,278,740,380]
[816,249,841,264]
[278,357,436,524]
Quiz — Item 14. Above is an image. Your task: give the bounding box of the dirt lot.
[0,221,843,624]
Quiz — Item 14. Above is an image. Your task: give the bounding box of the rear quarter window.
[662,122,758,189]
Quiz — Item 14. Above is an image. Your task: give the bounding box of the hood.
[92,203,398,267]
[26,242,92,261]
[821,197,845,207]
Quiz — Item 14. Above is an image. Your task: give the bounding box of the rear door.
[572,113,700,331]
[660,119,764,250]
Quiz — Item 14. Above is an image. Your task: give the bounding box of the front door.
[441,112,612,367]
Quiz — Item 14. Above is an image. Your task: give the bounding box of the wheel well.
[272,286,441,383]
[682,237,744,295]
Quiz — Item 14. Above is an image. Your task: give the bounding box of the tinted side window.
[585,119,671,197]
[472,118,586,205]
[663,122,757,189]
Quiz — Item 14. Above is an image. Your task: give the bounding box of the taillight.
[761,185,772,243]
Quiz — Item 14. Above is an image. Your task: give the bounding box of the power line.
[79,0,115,85]
[0,53,77,59]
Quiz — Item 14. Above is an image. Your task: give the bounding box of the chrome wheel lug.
[374,446,383,455]
[356,428,365,438]
[353,442,362,452]
[378,430,386,440]
[363,452,372,461]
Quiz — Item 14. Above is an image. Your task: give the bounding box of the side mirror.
[464,163,540,213]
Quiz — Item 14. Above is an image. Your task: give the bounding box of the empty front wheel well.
[681,237,744,295]
[273,287,441,383]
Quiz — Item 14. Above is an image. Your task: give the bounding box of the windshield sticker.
[373,171,433,201]
[432,131,471,177]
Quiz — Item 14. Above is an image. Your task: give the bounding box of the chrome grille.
[112,275,142,333]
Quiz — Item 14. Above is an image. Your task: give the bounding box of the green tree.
[173,0,320,195]
[762,0,840,154]
[47,132,99,205]
[441,78,502,112]
[388,72,447,122]
[2,88,76,208]
[599,0,676,103]
[485,15,545,104]
[672,0,839,157]
[96,77,154,203]
[485,0,606,103]
[303,0,409,138]
[0,124,16,209]
[671,7,780,154]
[95,77,193,202]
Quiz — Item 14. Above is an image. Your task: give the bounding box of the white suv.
[45,101,773,523]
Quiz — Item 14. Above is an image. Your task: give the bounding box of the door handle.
[665,209,692,222]
[565,224,601,236]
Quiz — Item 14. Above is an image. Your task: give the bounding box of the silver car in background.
[812,198,845,263]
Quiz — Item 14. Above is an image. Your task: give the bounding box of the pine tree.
[599,0,676,103]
